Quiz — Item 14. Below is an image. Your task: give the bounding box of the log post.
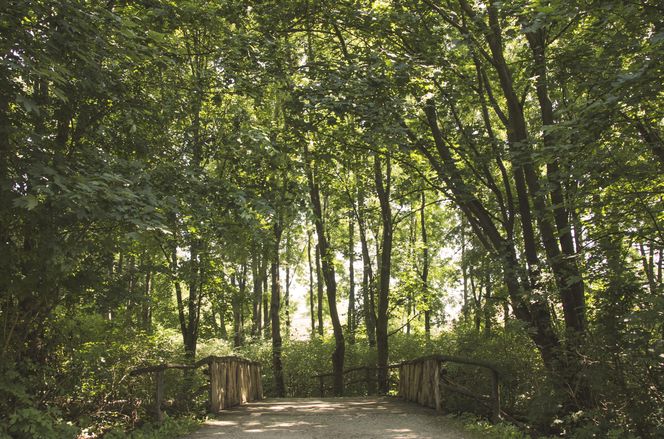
[318,376,325,397]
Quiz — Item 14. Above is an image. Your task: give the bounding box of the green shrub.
[104,416,200,439]
[0,364,78,439]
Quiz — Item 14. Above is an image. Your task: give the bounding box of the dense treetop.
[1,1,662,437]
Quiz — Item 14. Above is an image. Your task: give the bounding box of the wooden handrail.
[398,355,501,423]
[396,354,499,375]
[130,355,262,423]
[311,354,500,422]
[130,355,260,376]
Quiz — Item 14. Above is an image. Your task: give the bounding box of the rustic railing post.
[154,369,165,424]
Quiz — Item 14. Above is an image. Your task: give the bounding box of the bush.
[0,364,78,439]
[104,416,200,439]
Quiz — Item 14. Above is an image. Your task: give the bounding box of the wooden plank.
[210,361,219,413]
[257,364,263,399]
[231,360,239,406]
[222,359,231,409]
[240,362,248,404]
[434,360,442,412]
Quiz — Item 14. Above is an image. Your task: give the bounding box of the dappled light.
[186,397,470,439]
[1,0,662,438]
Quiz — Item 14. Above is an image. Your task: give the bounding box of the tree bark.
[308,230,317,337]
[348,212,356,344]
[251,246,263,338]
[420,191,431,338]
[315,243,324,336]
[374,153,392,394]
[306,143,345,396]
[271,223,285,397]
[357,182,377,347]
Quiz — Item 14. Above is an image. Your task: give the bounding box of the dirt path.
[184,397,473,438]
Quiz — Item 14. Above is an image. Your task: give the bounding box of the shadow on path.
[184,396,472,438]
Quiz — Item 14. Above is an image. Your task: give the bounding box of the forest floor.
[184,396,473,438]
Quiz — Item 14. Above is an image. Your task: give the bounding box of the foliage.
[104,416,201,439]
[453,413,528,439]
[1,0,662,437]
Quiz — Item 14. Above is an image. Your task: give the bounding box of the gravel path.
[184,397,473,438]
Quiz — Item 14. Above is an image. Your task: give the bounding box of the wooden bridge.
[131,354,501,437]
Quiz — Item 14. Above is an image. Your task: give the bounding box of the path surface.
[185,397,473,438]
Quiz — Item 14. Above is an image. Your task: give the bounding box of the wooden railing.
[398,355,500,422]
[208,356,263,412]
[311,354,500,422]
[130,355,262,422]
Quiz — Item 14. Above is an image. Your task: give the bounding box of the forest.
[1,0,663,438]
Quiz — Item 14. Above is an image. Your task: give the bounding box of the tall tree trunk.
[347,212,356,344]
[170,237,200,361]
[307,230,316,337]
[251,247,262,338]
[306,144,345,396]
[284,231,292,336]
[357,183,376,347]
[315,243,324,336]
[461,219,469,321]
[142,257,152,333]
[406,217,413,337]
[470,266,482,332]
[420,191,431,338]
[484,269,492,337]
[374,153,392,394]
[527,28,586,335]
[271,223,285,397]
[218,303,228,340]
[232,263,247,348]
[422,100,562,376]
[263,259,270,339]
[183,239,201,361]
